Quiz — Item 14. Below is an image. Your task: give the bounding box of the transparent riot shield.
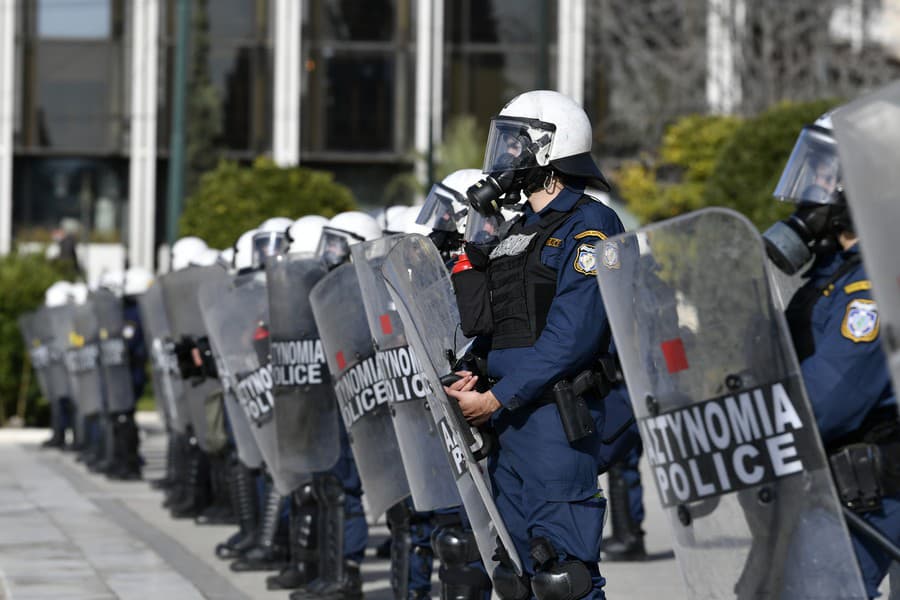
[265,254,340,474]
[310,263,411,517]
[381,234,523,576]
[38,306,73,403]
[91,290,135,414]
[197,275,264,470]
[833,80,900,397]
[64,300,105,417]
[19,311,52,402]
[352,237,461,512]
[137,283,184,431]
[159,266,228,451]
[199,270,306,494]
[595,208,866,599]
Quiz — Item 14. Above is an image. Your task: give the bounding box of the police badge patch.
[574,243,597,275]
[841,298,879,342]
[601,241,620,270]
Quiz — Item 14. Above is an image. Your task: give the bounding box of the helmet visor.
[464,210,503,245]
[773,126,842,205]
[315,228,353,268]
[252,231,288,268]
[482,116,556,174]
[418,183,464,232]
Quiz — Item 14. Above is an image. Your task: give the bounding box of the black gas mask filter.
[763,198,853,275]
[465,134,552,217]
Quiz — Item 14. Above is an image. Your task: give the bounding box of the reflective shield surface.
[310,262,410,517]
[352,237,460,512]
[91,290,136,413]
[137,283,184,431]
[595,208,866,598]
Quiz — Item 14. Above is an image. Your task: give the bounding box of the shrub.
[179,157,358,249]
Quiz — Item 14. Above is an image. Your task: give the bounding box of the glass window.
[311,0,395,41]
[38,0,111,39]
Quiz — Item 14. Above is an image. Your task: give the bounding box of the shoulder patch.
[844,280,873,295]
[545,237,563,248]
[600,240,620,270]
[574,230,607,241]
[573,243,597,275]
[841,298,879,343]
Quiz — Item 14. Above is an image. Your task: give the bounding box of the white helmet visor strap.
[418,183,463,232]
[773,126,842,205]
[482,116,556,174]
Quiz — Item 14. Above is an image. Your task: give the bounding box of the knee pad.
[432,527,480,566]
[492,562,530,600]
[529,537,592,600]
[314,473,345,506]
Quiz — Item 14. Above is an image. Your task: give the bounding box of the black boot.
[602,464,646,562]
[108,412,142,481]
[268,483,319,590]
[170,441,211,519]
[230,479,289,572]
[163,433,189,508]
[150,433,177,489]
[215,458,259,559]
[196,452,235,524]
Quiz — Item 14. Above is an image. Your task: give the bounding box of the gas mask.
[763,201,851,275]
[466,116,556,217]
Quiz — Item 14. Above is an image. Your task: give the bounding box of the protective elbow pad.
[492,562,531,600]
[531,560,593,600]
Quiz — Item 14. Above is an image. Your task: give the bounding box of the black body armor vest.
[488,197,590,350]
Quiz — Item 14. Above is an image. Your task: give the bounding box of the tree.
[178,158,357,249]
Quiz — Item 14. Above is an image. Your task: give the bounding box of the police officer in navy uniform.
[764,112,900,599]
[446,90,639,600]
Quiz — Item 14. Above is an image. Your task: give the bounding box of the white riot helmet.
[219,247,235,269]
[381,205,410,235]
[418,169,482,237]
[316,211,382,268]
[234,228,259,272]
[397,206,432,235]
[468,90,609,216]
[98,269,126,296]
[287,215,328,255]
[190,247,222,268]
[253,217,293,267]
[171,236,208,271]
[45,281,74,307]
[69,282,89,304]
[124,267,154,297]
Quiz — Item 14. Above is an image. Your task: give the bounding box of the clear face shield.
[482,116,556,175]
[315,227,360,268]
[417,183,466,233]
[251,231,288,269]
[464,210,503,246]
[773,126,842,205]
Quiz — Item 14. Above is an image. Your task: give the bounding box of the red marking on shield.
[661,338,689,373]
[253,325,269,340]
[380,314,393,336]
[336,351,346,370]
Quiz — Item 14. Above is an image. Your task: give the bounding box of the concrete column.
[128,0,159,269]
[273,0,302,166]
[414,0,432,184]
[0,1,15,255]
[556,0,585,105]
[706,0,743,114]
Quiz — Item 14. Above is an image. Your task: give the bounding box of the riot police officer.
[446,90,637,600]
[764,112,900,599]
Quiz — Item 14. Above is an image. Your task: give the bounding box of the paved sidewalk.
[0,414,689,599]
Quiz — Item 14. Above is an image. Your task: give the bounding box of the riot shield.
[159,266,228,451]
[197,273,266,474]
[265,254,340,474]
[91,290,135,413]
[37,305,73,402]
[595,208,866,599]
[137,283,185,431]
[199,270,306,494]
[310,263,411,517]
[64,300,105,417]
[833,80,900,397]
[381,234,523,575]
[19,311,52,402]
[351,237,461,512]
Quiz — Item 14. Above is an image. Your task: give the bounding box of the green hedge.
[615,100,839,229]
[179,157,358,249]
[0,253,77,425]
